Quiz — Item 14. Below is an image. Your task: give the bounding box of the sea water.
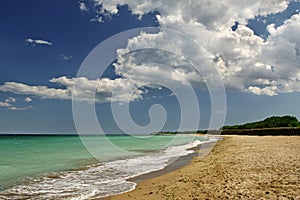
[0,134,205,199]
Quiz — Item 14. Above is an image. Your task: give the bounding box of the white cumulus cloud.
[24,97,32,102]
[92,0,288,29]
[1,0,299,106]
[0,101,11,107]
[88,0,300,96]
[26,38,53,46]
[0,97,33,111]
[0,76,144,103]
[8,105,33,111]
[79,2,89,12]
[5,97,16,103]
[59,54,73,61]
[0,97,16,107]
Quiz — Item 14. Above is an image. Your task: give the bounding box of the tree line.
[222,115,300,130]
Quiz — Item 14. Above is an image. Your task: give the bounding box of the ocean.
[0,134,205,199]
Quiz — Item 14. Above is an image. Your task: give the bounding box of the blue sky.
[0,0,300,134]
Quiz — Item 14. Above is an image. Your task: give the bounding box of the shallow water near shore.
[0,134,205,199]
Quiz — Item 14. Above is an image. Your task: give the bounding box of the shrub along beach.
[154,115,300,136]
[221,116,300,136]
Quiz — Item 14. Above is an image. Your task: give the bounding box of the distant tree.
[222,115,300,129]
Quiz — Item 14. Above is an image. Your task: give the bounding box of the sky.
[0,0,300,134]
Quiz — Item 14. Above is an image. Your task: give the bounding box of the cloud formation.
[93,0,289,28]
[0,0,299,106]
[5,97,16,103]
[26,38,53,46]
[8,105,33,111]
[0,97,16,107]
[59,54,73,61]
[90,0,300,96]
[0,97,33,111]
[0,76,143,103]
[79,2,88,12]
[24,97,32,102]
[0,101,10,107]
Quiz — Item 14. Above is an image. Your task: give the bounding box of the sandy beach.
[103,136,300,200]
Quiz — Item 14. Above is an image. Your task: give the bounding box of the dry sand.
[103,136,300,200]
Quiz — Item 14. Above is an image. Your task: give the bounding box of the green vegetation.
[153,116,300,136]
[223,115,300,130]
[154,131,178,135]
[196,130,207,134]
[153,131,195,135]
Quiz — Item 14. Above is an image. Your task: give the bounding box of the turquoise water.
[0,136,95,188]
[0,134,204,199]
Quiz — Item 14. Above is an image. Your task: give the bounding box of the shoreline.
[98,139,214,200]
[127,140,214,184]
[102,135,300,200]
[98,139,218,200]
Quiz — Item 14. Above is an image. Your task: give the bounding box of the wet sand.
[103,136,300,200]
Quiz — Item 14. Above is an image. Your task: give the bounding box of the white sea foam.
[0,139,204,200]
